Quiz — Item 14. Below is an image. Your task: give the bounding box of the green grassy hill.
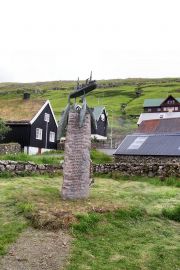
[1,78,180,141]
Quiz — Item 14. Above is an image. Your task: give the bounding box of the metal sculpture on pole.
[58,73,97,200]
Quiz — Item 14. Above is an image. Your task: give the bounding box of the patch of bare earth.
[0,228,71,270]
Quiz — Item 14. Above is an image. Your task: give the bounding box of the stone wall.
[0,143,21,155]
[94,156,180,178]
[0,160,62,175]
[1,155,180,178]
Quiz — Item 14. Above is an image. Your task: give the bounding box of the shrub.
[90,149,112,164]
[0,119,11,141]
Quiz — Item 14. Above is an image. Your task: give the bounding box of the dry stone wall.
[0,155,180,178]
[0,143,21,155]
[0,160,62,175]
[94,156,180,178]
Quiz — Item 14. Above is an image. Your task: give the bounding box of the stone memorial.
[58,73,97,200]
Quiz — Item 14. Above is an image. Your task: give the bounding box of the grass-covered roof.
[0,98,46,122]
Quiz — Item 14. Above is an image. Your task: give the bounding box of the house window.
[36,128,42,140]
[44,113,50,122]
[157,108,161,112]
[49,131,55,142]
[148,108,151,112]
[175,107,178,111]
[163,107,167,111]
[167,100,175,104]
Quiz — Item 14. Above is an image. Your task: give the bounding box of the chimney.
[23,92,30,100]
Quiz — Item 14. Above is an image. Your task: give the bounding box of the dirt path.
[0,228,71,270]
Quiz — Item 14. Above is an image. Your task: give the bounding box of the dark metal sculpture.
[58,73,97,139]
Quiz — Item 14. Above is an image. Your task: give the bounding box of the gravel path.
[0,228,71,270]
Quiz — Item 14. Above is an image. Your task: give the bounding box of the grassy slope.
[0,175,179,269]
[1,78,180,135]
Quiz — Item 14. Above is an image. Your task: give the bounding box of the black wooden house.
[143,95,180,113]
[0,95,57,154]
[91,106,108,140]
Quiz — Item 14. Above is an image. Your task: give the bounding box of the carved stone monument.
[58,73,97,200]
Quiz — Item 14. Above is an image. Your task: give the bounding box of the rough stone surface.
[0,143,21,154]
[6,164,16,171]
[62,112,91,200]
[94,156,180,178]
[0,160,62,175]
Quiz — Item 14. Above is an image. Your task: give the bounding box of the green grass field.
[1,78,180,135]
[0,175,179,269]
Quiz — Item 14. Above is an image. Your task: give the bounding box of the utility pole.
[44,113,50,149]
[110,110,113,149]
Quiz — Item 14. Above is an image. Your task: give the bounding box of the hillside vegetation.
[1,78,180,138]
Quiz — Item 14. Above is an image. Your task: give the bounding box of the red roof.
[136,118,180,134]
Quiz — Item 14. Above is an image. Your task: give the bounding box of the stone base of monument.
[61,112,91,200]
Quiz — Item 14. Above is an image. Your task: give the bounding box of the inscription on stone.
[61,112,91,200]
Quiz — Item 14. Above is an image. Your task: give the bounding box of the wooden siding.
[144,96,180,112]
[30,103,57,149]
[2,124,31,148]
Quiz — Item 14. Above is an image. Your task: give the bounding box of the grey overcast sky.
[0,0,180,82]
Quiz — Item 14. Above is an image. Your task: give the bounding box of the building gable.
[30,102,57,150]
[30,100,58,127]
[160,95,179,106]
[143,95,180,113]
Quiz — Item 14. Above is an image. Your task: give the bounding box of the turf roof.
[0,99,46,122]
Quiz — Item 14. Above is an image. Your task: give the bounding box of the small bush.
[90,149,112,164]
[162,205,180,222]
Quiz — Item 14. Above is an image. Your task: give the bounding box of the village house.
[136,118,180,134]
[115,96,180,159]
[143,95,180,113]
[91,106,108,140]
[137,111,180,125]
[114,133,180,157]
[0,94,57,154]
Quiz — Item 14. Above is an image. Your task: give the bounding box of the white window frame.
[49,131,55,142]
[36,128,43,140]
[44,113,50,122]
